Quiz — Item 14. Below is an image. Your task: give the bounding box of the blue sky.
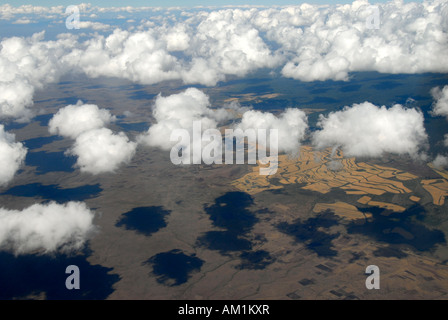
[5,0,421,7]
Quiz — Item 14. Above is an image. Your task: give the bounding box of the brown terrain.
[2,79,448,300]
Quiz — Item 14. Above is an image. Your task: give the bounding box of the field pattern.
[232,146,418,197]
[422,164,448,206]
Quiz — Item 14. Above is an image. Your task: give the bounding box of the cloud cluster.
[49,101,136,174]
[312,102,428,159]
[0,4,64,17]
[0,31,75,121]
[0,201,96,255]
[1,1,447,121]
[431,85,448,119]
[180,9,282,85]
[0,3,165,19]
[235,108,308,155]
[0,125,27,186]
[269,0,448,81]
[143,89,430,163]
[141,88,308,165]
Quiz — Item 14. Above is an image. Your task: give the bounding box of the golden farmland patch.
[313,202,371,220]
[421,179,448,206]
[420,164,448,206]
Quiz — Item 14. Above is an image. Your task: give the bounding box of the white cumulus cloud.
[312,102,428,159]
[431,85,448,119]
[49,102,136,174]
[235,108,308,155]
[433,154,448,169]
[69,128,136,174]
[0,201,96,255]
[78,21,111,31]
[140,88,233,150]
[48,100,116,139]
[0,125,27,186]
